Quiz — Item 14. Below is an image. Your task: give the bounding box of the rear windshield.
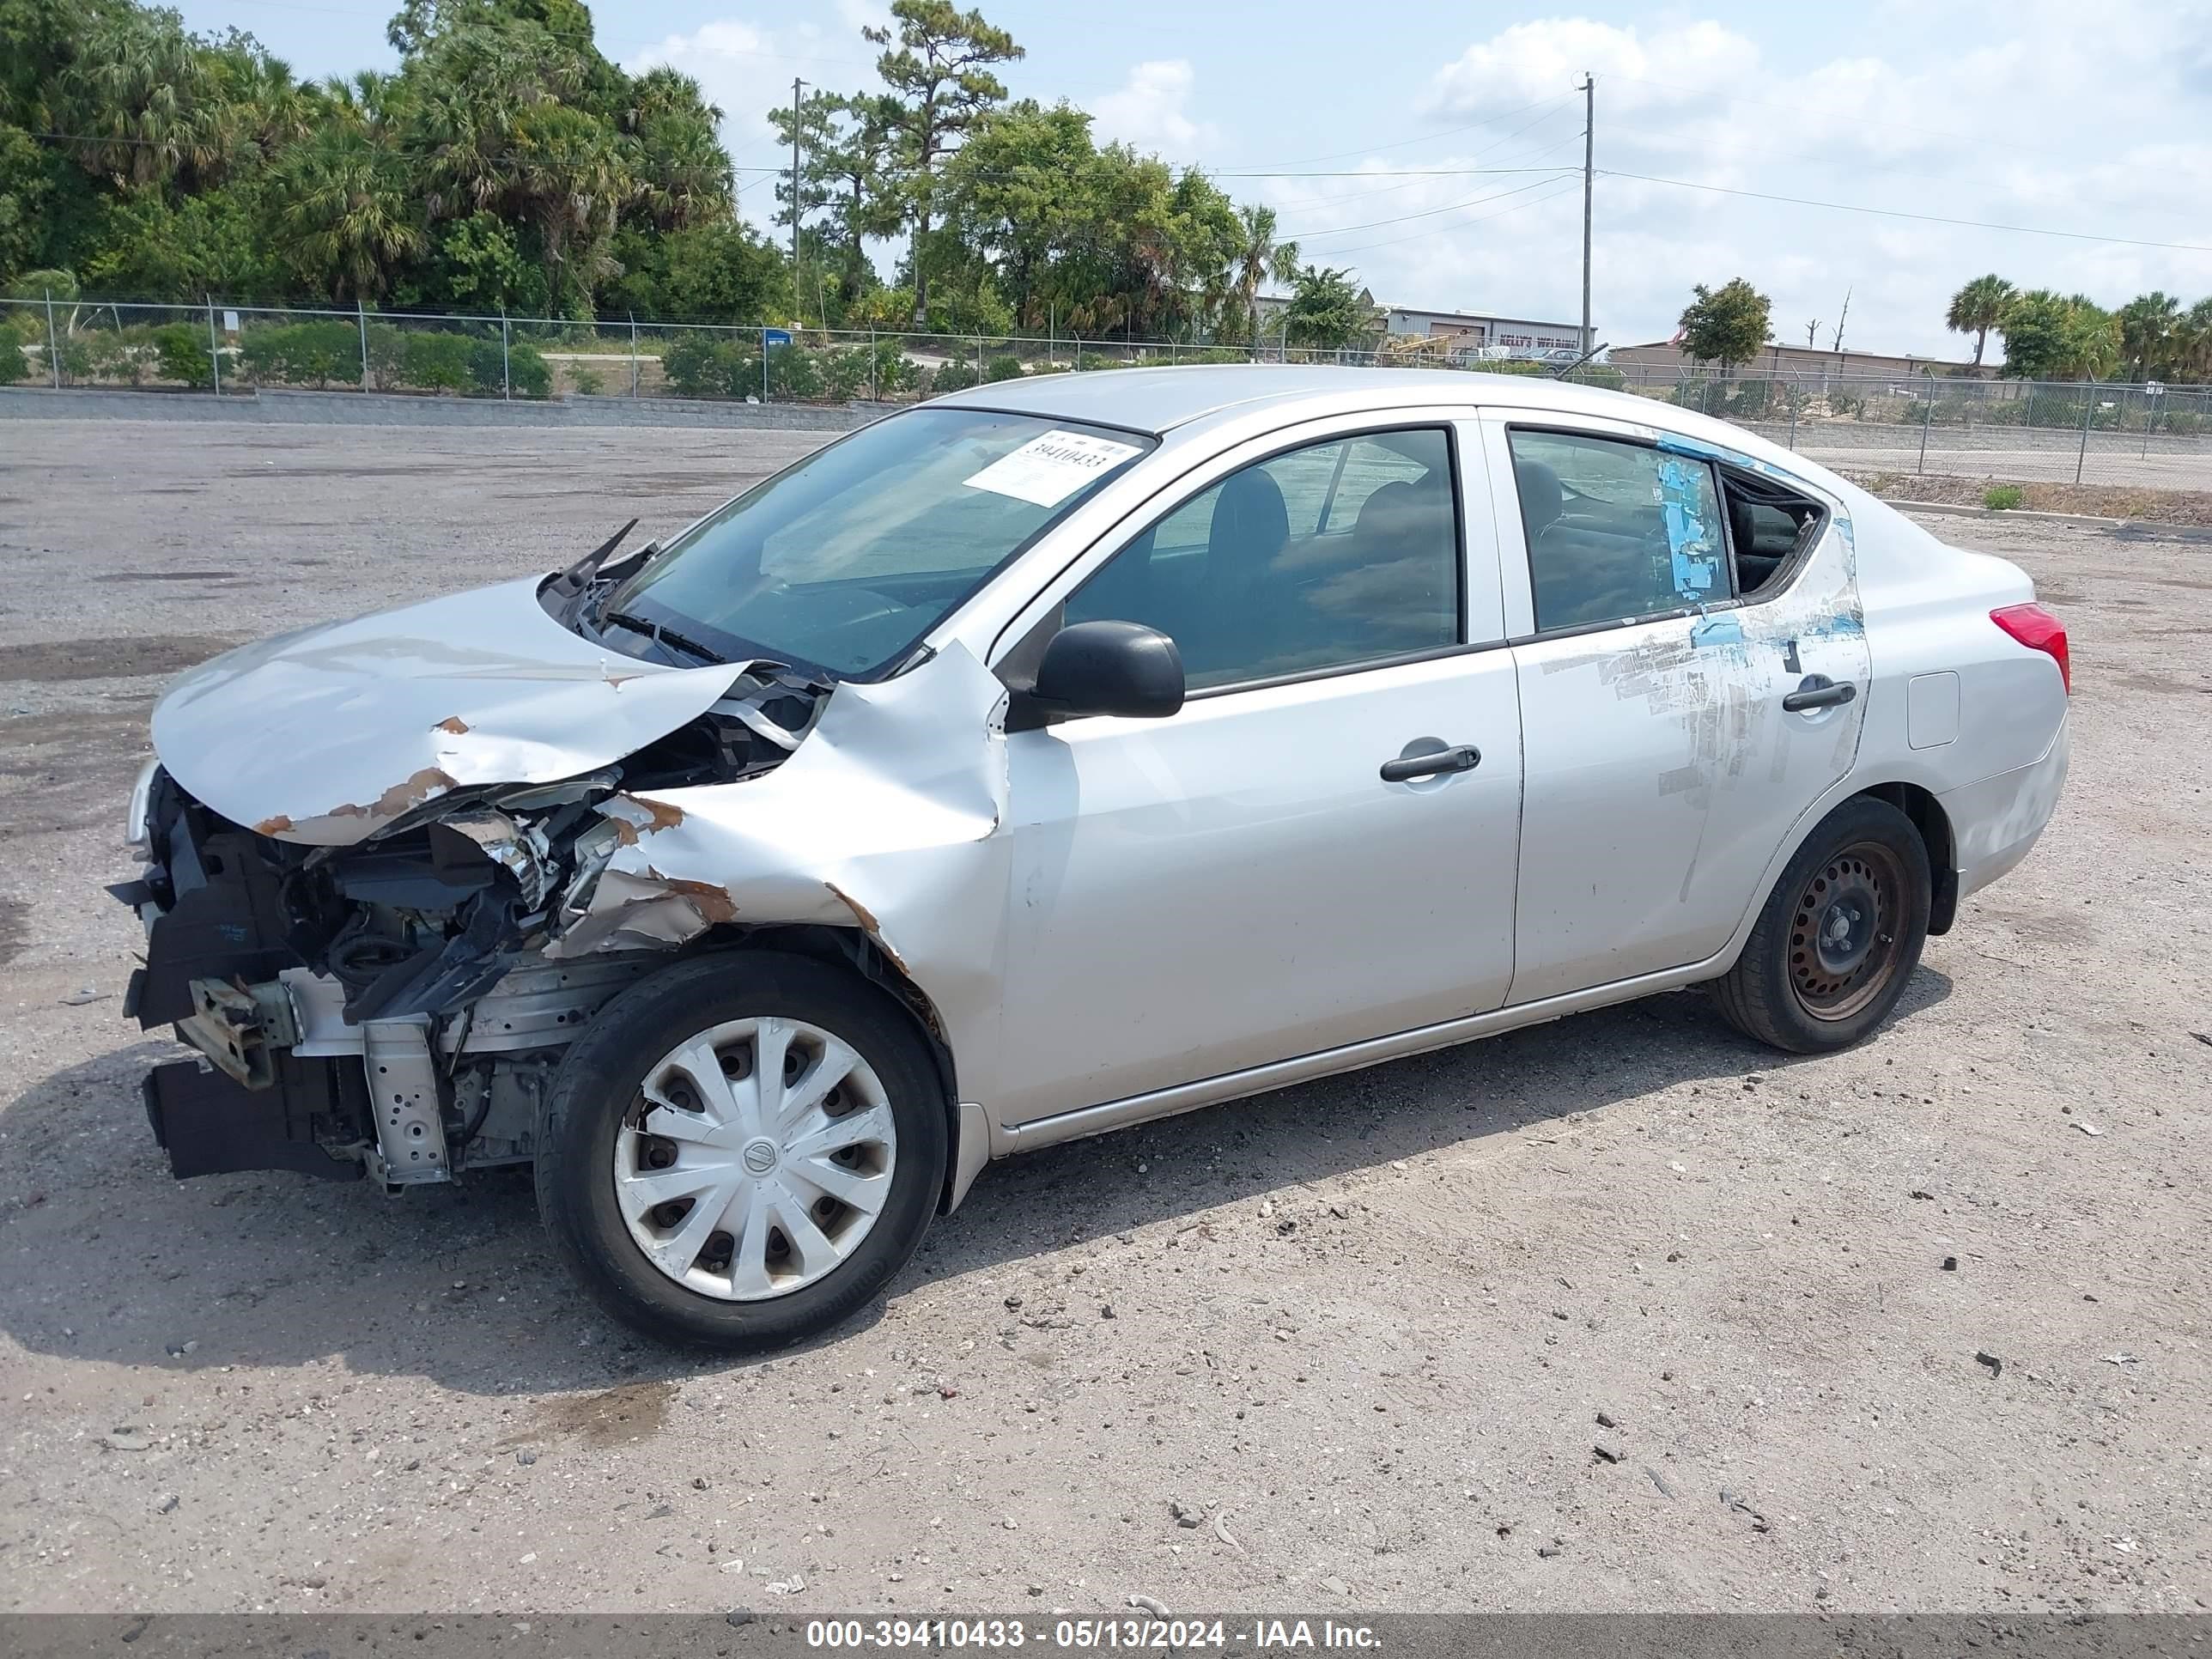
[605,406,1153,678]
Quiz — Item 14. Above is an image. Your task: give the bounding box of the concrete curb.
[1886,498,2212,541]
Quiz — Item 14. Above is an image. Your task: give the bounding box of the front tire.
[536,951,948,1351]
[1711,796,1930,1054]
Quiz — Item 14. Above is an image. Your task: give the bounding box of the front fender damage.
[542,643,1012,1098]
[125,641,1012,1186]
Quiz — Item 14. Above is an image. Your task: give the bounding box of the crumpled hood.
[151,577,743,846]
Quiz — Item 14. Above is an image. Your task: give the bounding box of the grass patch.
[1982,483,2025,511]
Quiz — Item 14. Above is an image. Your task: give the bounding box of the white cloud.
[1277,11,2212,357]
[1091,60,1217,157]
[832,0,890,40]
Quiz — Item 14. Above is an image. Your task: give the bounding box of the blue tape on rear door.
[1656,456,1722,598]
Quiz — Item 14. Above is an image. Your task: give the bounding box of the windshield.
[601,406,1153,678]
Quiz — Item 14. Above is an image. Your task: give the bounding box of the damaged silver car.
[116,368,2069,1349]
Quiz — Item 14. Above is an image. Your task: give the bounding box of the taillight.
[1991,603,2069,695]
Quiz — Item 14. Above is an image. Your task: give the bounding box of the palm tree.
[2061,294,2121,380]
[1232,204,1298,349]
[620,66,732,232]
[510,103,635,314]
[58,12,217,187]
[2117,291,2182,380]
[271,123,425,300]
[2179,298,2212,383]
[1944,273,2014,366]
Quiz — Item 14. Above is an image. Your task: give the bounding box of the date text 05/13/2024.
[803,1619,1382,1650]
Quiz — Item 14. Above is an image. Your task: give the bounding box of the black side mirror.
[1026,620,1185,723]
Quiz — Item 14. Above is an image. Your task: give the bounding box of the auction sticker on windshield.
[962,429,1144,507]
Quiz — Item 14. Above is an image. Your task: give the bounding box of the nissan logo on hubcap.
[742,1138,779,1176]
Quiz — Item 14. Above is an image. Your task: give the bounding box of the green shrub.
[1983,484,2024,511]
[239,320,359,389]
[52,333,94,384]
[359,321,406,390]
[1562,364,1626,392]
[984,353,1026,383]
[84,327,153,386]
[464,337,505,395]
[1723,378,1774,416]
[931,358,981,394]
[818,344,874,402]
[661,333,746,398]
[569,362,605,396]
[874,344,921,395]
[401,331,475,392]
[149,323,212,387]
[495,339,552,398]
[0,313,29,382]
[766,343,821,400]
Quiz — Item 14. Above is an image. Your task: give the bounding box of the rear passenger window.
[1718,477,1820,599]
[1507,430,1730,632]
[1066,428,1461,691]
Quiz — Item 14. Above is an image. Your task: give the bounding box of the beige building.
[1608,338,1994,380]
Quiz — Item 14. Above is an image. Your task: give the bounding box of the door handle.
[1782,675,1857,713]
[1380,743,1482,782]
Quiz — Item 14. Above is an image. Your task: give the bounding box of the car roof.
[930,363,1650,437]
[929,362,1887,532]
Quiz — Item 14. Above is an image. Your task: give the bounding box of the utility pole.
[790,77,805,313]
[1578,72,1595,357]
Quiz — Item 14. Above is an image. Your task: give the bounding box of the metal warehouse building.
[1382,307,1583,353]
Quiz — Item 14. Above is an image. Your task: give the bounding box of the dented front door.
[1479,411,1871,1005]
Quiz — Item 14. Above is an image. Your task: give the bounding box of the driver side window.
[1064,428,1462,691]
[1508,428,1730,633]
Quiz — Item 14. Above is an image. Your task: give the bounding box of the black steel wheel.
[1711,796,1930,1054]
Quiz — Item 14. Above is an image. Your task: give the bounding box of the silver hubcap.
[614,1017,897,1301]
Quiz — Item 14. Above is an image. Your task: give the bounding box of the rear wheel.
[536,951,947,1351]
[1711,796,1930,1054]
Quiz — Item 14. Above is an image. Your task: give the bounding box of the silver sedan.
[117,367,2070,1349]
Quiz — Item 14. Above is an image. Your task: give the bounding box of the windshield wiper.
[560,518,640,588]
[599,609,727,666]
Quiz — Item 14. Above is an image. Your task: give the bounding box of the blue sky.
[168,0,2212,356]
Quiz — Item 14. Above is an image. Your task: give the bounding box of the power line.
[1326,178,1584,256]
[1224,90,1578,173]
[1286,163,1580,241]
[1600,169,2212,254]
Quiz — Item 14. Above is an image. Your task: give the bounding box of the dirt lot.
[1845,471,2212,527]
[0,421,2206,1616]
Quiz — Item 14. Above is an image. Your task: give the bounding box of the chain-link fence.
[6,297,2208,493]
[1613,368,2212,493]
[0,296,1371,406]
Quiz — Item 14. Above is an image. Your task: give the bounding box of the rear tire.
[1711,796,1930,1054]
[536,951,948,1352]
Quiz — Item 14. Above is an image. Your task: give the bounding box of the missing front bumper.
[143,1052,367,1182]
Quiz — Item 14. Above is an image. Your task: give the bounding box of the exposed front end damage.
[118,605,1010,1194]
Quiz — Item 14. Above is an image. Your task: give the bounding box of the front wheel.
[1711,795,1931,1054]
[536,951,949,1351]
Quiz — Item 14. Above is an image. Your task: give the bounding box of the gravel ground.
[0,421,2207,1616]
[1844,471,2212,526]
